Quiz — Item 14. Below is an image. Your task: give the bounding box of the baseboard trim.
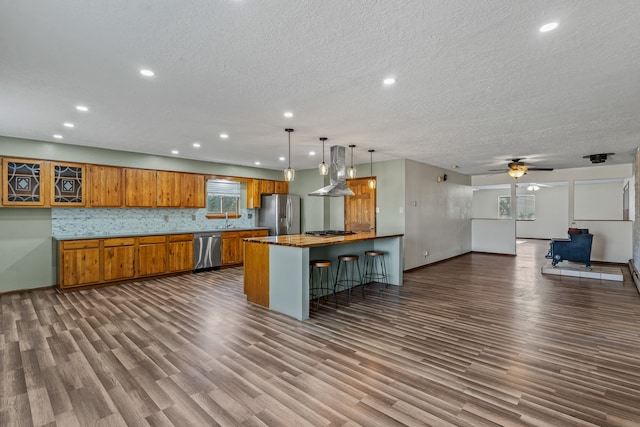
[0,284,56,296]
[628,259,640,296]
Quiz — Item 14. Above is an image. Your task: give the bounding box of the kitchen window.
[206,179,240,219]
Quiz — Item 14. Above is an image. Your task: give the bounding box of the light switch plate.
[376,207,380,213]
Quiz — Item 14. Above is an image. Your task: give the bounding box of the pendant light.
[284,128,295,181]
[318,137,328,175]
[368,149,376,189]
[347,144,356,178]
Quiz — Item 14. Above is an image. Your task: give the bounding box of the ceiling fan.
[490,159,554,179]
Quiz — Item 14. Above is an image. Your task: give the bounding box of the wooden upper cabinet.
[246,179,260,209]
[124,168,156,207]
[156,171,182,207]
[181,173,205,208]
[88,165,123,207]
[50,162,86,207]
[274,181,289,194]
[260,180,274,195]
[2,158,49,206]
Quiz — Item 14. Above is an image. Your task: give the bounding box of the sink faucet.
[225,212,229,228]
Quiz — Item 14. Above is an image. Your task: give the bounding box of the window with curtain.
[206,179,240,218]
[498,195,535,220]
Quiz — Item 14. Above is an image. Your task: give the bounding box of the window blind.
[206,180,240,196]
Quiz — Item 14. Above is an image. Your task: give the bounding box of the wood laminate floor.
[2,240,640,426]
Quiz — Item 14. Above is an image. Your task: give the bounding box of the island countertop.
[243,231,404,248]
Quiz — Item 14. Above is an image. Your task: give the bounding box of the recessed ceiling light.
[53,134,63,139]
[284,111,293,118]
[171,150,179,155]
[309,151,316,156]
[279,156,285,161]
[254,161,261,165]
[63,122,74,128]
[220,133,229,139]
[140,69,155,77]
[539,22,559,32]
[75,105,89,112]
[383,77,396,85]
[192,142,201,148]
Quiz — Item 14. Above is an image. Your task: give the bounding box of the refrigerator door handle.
[286,197,292,232]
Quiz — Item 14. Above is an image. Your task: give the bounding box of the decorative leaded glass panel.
[54,165,83,203]
[7,162,41,202]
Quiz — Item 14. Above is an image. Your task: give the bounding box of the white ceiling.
[1,1,639,175]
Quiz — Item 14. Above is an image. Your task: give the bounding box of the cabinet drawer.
[104,237,136,247]
[253,230,269,237]
[221,231,240,238]
[62,239,100,250]
[239,231,253,238]
[139,235,167,244]
[169,233,193,242]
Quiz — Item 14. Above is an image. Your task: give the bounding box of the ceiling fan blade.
[526,167,554,171]
[488,169,509,172]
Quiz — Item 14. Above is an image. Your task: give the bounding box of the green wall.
[0,209,54,292]
[0,135,283,179]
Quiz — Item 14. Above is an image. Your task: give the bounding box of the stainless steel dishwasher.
[193,232,222,272]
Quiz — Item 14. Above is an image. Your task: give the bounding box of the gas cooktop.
[304,230,357,237]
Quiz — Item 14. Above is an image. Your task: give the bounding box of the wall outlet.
[191,214,196,221]
[163,215,169,222]
[424,250,429,257]
[375,207,380,213]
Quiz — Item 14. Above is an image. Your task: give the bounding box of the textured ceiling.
[1,1,639,175]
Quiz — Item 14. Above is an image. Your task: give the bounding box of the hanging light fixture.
[507,164,527,179]
[347,144,356,178]
[284,128,295,181]
[368,149,376,189]
[318,137,328,175]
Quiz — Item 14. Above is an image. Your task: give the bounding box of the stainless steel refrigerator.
[258,194,300,235]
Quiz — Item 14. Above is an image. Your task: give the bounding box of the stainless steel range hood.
[308,145,355,197]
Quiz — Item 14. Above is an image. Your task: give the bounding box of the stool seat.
[365,251,384,257]
[338,254,359,262]
[311,259,332,268]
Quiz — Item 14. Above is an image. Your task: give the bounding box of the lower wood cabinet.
[168,234,194,272]
[103,238,136,281]
[138,235,168,277]
[60,240,101,288]
[58,233,194,289]
[223,229,269,267]
[221,231,241,266]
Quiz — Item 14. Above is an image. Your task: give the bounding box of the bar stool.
[361,251,389,291]
[334,254,364,304]
[309,259,336,309]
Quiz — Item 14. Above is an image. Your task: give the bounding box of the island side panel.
[269,245,310,321]
[373,236,403,285]
[244,241,270,307]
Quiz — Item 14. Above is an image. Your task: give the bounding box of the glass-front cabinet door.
[50,162,86,206]
[2,158,48,206]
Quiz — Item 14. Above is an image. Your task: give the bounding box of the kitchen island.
[243,231,403,320]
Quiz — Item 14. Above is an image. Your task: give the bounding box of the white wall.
[473,188,510,218]
[516,184,569,239]
[574,182,624,220]
[472,219,516,254]
[579,220,632,263]
[404,160,472,269]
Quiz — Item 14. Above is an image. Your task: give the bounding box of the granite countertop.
[244,231,404,248]
[53,227,269,241]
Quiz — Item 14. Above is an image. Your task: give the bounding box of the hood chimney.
[308,145,355,197]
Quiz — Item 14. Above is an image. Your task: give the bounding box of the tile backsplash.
[52,208,257,237]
